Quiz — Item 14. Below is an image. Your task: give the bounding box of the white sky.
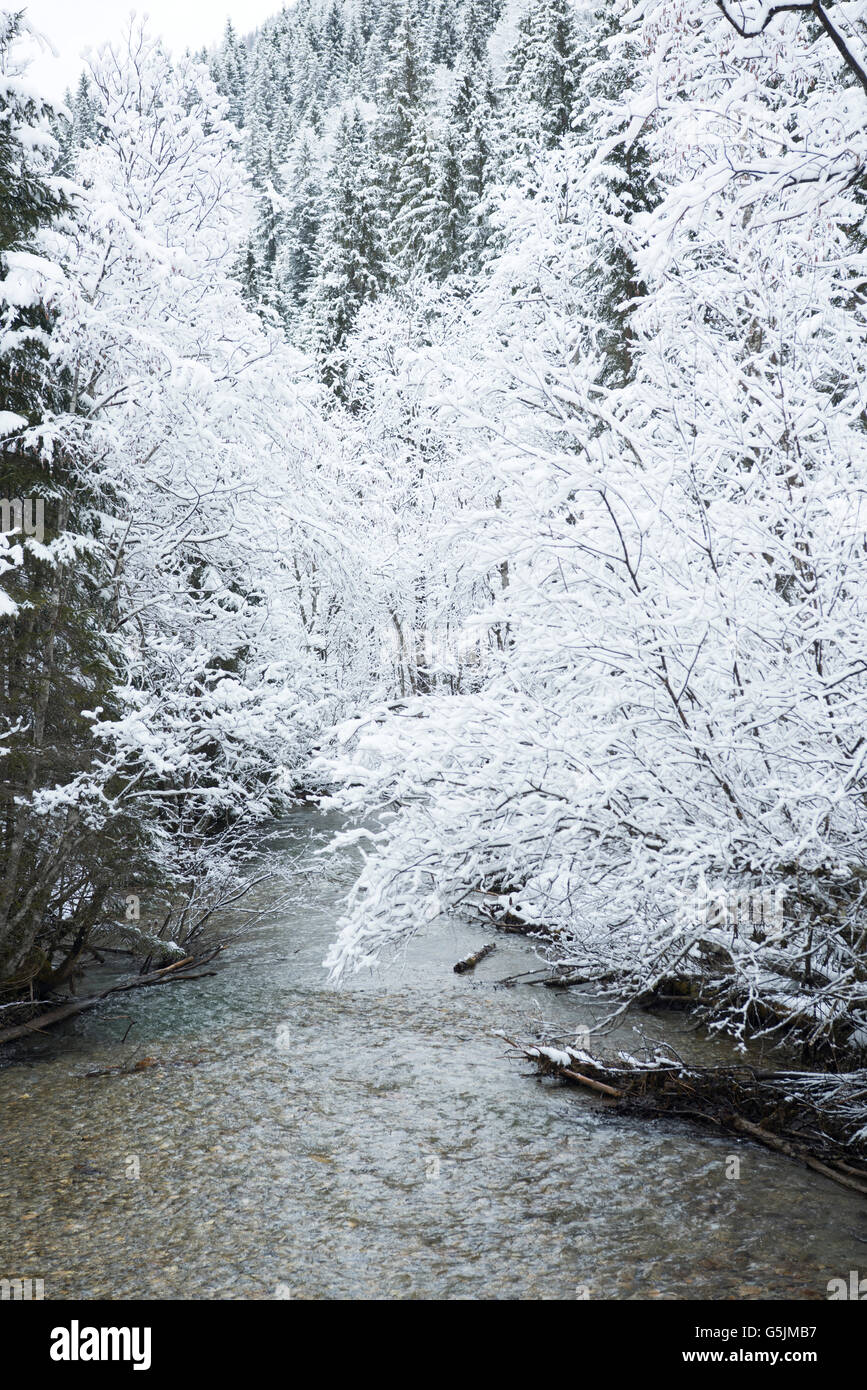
[21,2,285,99]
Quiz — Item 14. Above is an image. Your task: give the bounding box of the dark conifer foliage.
[0,12,127,993]
[214,0,554,324]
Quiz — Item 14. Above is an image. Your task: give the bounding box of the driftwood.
[729,1116,867,1197]
[492,968,612,989]
[559,1066,623,1098]
[492,969,555,988]
[0,946,224,1046]
[454,942,497,973]
[511,1037,867,1197]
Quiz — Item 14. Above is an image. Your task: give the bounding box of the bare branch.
[717,1,867,94]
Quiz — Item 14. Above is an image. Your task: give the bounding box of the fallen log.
[454,942,496,974]
[730,1117,867,1197]
[510,1036,867,1197]
[492,969,555,988]
[559,1066,623,1098]
[0,946,224,1046]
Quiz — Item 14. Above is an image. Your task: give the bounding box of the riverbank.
[515,1040,867,1196]
[0,808,864,1300]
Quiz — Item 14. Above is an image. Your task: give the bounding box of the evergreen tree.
[429,124,463,277]
[71,72,99,144]
[378,4,427,158]
[363,26,386,94]
[291,28,324,117]
[308,106,388,380]
[456,0,491,67]
[0,13,68,443]
[372,0,404,72]
[276,127,323,323]
[426,0,459,68]
[244,42,277,186]
[324,1,345,64]
[446,46,497,271]
[569,5,655,388]
[53,71,100,173]
[212,18,248,127]
[395,118,444,272]
[304,96,325,136]
[377,5,440,270]
[241,145,287,315]
[343,13,365,82]
[504,0,579,150]
[357,0,376,44]
[0,12,123,993]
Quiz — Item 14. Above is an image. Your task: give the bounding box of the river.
[0,807,863,1299]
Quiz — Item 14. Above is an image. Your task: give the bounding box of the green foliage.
[308,107,388,378]
[504,0,580,149]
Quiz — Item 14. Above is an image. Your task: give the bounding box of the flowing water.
[0,808,864,1300]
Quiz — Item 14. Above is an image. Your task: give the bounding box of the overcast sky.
[21,2,284,99]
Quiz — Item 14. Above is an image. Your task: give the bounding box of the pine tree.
[363,26,386,94]
[357,0,376,44]
[54,72,101,177]
[0,12,68,430]
[291,28,324,117]
[504,0,579,150]
[304,96,325,136]
[429,124,463,277]
[371,0,404,82]
[343,13,365,82]
[276,127,323,324]
[377,5,440,270]
[379,0,428,163]
[242,159,287,316]
[395,120,445,273]
[426,0,459,67]
[212,18,248,128]
[570,5,655,388]
[324,1,345,65]
[0,13,122,993]
[308,106,388,380]
[445,40,497,272]
[457,0,491,67]
[244,42,278,186]
[64,73,99,155]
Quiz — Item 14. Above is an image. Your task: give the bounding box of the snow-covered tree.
[8,0,867,1070]
[317,1,867,1062]
[0,11,122,992]
[276,126,324,325]
[503,0,579,150]
[1,13,360,995]
[308,105,388,378]
[377,4,441,270]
